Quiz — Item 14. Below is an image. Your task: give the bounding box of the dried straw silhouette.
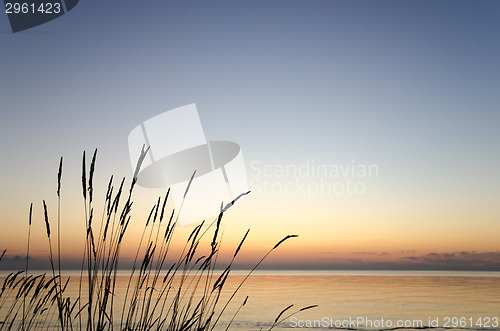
[0,148,314,330]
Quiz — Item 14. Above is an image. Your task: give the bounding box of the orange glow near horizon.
[2,181,499,271]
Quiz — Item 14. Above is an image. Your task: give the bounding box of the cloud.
[404,256,419,261]
[401,251,500,270]
[1,255,28,262]
[306,250,500,271]
[0,254,51,270]
[351,251,389,256]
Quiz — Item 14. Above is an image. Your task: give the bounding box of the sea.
[1,270,499,331]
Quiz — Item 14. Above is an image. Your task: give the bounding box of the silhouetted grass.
[0,148,315,330]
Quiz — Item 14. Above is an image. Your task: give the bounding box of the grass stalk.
[0,147,314,330]
[22,203,32,331]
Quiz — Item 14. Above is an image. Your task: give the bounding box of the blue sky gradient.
[1,1,499,269]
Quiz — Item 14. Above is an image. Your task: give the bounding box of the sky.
[1,0,499,270]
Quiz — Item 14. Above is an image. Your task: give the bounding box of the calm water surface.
[227,271,500,330]
[1,270,499,330]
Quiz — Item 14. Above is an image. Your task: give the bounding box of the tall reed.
[0,148,315,330]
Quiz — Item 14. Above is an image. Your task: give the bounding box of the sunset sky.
[1,1,499,270]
